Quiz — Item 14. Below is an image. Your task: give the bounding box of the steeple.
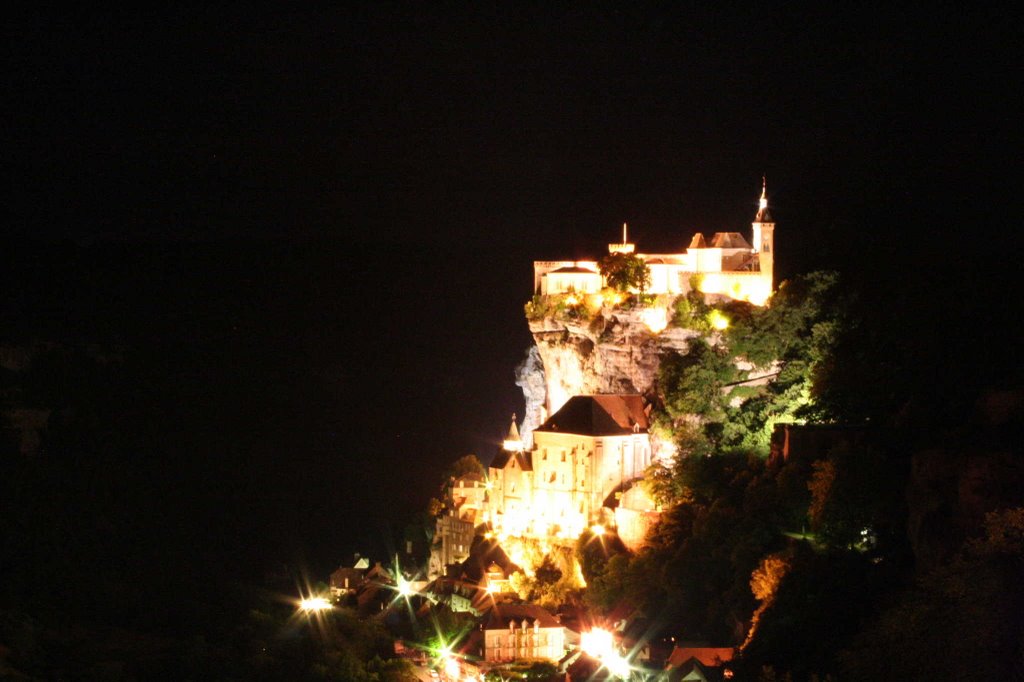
[503,414,524,452]
[751,177,775,287]
[755,176,773,223]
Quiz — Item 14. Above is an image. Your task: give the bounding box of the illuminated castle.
[487,396,652,539]
[533,181,776,306]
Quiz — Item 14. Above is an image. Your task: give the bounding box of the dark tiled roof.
[666,646,734,668]
[483,603,561,630]
[710,232,752,249]
[534,395,648,436]
[688,233,707,249]
[755,207,774,222]
[489,449,532,471]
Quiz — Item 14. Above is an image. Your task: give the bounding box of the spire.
[507,414,520,442]
[755,177,773,223]
[503,414,524,451]
[622,222,628,244]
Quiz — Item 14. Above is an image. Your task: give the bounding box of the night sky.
[4,6,1020,580]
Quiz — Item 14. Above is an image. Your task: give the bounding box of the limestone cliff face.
[514,346,547,448]
[522,309,701,426]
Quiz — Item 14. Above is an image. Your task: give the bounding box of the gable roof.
[710,232,752,249]
[666,647,734,668]
[534,395,649,437]
[550,265,599,274]
[688,233,707,249]
[483,603,561,630]
[489,449,533,471]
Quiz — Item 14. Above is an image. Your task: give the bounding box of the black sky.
[4,6,1021,578]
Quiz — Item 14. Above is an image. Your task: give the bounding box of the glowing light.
[443,654,460,680]
[486,583,499,594]
[639,307,668,333]
[604,652,631,678]
[581,628,631,679]
[298,596,332,613]
[581,628,615,658]
[708,309,730,330]
[602,291,624,306]
[397,576,415,597]
[590,524,606,535]
[697,273,770,306]
[565,294,580,306]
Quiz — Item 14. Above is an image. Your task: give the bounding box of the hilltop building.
[533,181,775,305]
[487,395,652,539]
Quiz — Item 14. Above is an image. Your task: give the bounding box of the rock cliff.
[517,305,702,445]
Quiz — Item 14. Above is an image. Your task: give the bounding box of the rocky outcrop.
[526,309,701,418]
[514,346,547,448]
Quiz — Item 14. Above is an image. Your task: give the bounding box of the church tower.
[752,178,775,286]
[502,414,524,452]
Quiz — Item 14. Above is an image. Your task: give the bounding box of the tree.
[446,454,486,480]
[807,444,893,549]
[598,252,651,293]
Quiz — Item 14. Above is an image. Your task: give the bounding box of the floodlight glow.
[707,309,730,330]
[443,654,460,679]
[299,596,332,613]
[397,576,415,597]
[581,628,615,658]
[639,307,668,333]
[590,524,606,536]
[604,651,631,678]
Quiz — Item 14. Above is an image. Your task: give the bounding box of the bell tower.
[752,178,775,286]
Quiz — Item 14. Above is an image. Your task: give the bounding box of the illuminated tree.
[598,252,651,293]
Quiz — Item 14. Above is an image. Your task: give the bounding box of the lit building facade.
[488,395,651,539]
[483,604,565,663]
[533,182,776,305]
[428,472,488,578]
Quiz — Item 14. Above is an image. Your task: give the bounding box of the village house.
[428,471,488,578]
[482,604,566,663]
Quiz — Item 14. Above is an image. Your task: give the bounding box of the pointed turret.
[751,177,775,287]
[503,414,524,452]
[755,176,773,222]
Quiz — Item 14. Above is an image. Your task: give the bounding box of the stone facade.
[488,395,652,540]
[482,604,565,663]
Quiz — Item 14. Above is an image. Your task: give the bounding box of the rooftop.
[534,395,649,437]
